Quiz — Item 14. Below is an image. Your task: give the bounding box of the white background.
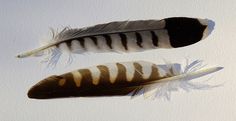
[0,0,235,121]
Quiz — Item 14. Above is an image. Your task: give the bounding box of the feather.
[17,17,215,65]
[27,60,223,99]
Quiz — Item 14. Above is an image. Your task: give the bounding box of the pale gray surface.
[0,0,235,121]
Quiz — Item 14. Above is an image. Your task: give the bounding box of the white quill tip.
[16,51,32,58]
[183,66,223,81]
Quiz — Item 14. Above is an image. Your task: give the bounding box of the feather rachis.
[139,61,223,100]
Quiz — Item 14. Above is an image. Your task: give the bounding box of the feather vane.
[27,60,223,99]
[17,17,215,66]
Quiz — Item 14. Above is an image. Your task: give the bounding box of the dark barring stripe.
[65,41,72,50]
[102,34,112,49]
[119,33,128,50]
[78,38,85,49]
[150,31,158,47]
[132,62,144,82]
[90,36,98,46]
[135,32,143,48]
[115,63,127,83]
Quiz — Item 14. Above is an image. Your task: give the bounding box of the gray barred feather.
[17,17,215,66]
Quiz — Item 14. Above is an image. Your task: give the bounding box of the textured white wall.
[0,0,235,121]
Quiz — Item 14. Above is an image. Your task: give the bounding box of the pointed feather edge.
[129,66,223,99]
[147,67,223,85]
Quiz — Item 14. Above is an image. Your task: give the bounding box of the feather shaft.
[144,67,223,85]
[17,43,55,58]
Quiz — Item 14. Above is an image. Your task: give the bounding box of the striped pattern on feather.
[17,17,215,65]
[27,60,222,99]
